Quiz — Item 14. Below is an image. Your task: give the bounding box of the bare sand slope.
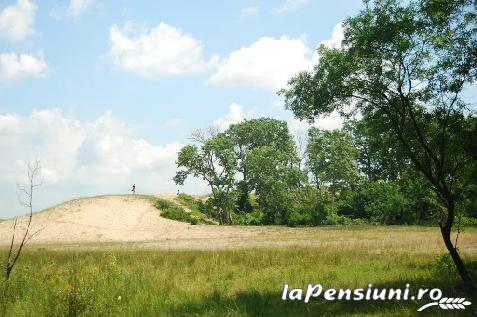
[0,195,269,248]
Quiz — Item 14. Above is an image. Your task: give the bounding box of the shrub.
[233,211,264,225]
[161,207,193,223]
[189,216,199,225]
[351,218,368,225]
[154,199,175,210]
[434,253,457,275]
[155,197,217,225]
[154,198,195,224]
[454,216,477,227]
[339,181,414,224]
[177,194,219,221]
[323,212,351,225]
[286,187,333,226]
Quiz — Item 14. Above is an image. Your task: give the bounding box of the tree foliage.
[306,127,359,192]
[174,133,237,224]
[225,118,296,212]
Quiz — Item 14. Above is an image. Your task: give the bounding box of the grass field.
[0,226,476,317]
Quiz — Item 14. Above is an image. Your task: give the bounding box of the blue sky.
[0,0,365,216]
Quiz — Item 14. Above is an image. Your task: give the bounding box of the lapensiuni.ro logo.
[281,284,472,312]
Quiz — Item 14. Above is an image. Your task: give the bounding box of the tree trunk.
[220,208,232,225]
[440,202,475,293]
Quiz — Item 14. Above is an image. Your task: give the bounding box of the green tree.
[225,118,296,212]
[345,118,408,181]
[174,133,237,224]
[280,0,476,290]
[339,181,413,224]
[244,146,305,224]
[306,127,359,194]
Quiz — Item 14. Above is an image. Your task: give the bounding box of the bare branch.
[190,127,219,144]
[4,159,42,280]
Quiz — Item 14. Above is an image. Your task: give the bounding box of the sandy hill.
[0,195,270,248]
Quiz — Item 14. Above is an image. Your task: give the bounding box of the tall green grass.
[0,243,475,316]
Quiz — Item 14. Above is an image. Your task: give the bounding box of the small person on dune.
[131,184,136,195]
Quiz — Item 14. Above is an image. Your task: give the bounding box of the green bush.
[286,187,333,226]
[433,253,457,275]
[454,216,477,227]
[189,216,199,225]
[154,198,175,210]
[154,198,196,224]
[351,218,368,225]
[339,181,414,224]
[177,194,220,221]
[161,207,193,223]
[323,212,351,225]
[233,210,264,225]
[155,197,218,225]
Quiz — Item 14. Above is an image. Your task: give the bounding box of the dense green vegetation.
[174,118,477,228]
[154,197,215,225]
[1,227,476,317]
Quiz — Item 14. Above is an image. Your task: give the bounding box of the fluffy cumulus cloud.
[212,103,245,131]
[0,52,48,82]
[275,0,309,13]
[108,22,217,78]
[0,0,37,42]
[207,22,344,91]
[318,22,344,49]
[0,109,196,217]
[208,36,313,91]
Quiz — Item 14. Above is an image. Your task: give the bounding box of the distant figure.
[131,184,136,195]
[177,189,180,196]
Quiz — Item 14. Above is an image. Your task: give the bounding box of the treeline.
[174,117,477,226]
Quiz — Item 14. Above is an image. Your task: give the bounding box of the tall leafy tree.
[245,146,305,223]
[280,0,477,290]
[306,127,359,193]
[225,118,296,212]
[345,118,408,181]
[174,134,237,224]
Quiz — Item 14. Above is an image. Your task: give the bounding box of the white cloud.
[275,0,309,13]
[68,0,94,19]
[0,52,48,82]
[75,111,182,175]
[49,0,95,21]
[0,109,195,217]
[0,0,37,42]
[108,21,217,78]
[288,111,344,138]
[318,22,344,49]
[241,6,259,16]
[208,36,313,91]
[213,103,245,131]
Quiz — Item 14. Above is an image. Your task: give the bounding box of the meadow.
[0,226,476,317]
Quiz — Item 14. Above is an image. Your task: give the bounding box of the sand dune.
[0,195,274,248]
